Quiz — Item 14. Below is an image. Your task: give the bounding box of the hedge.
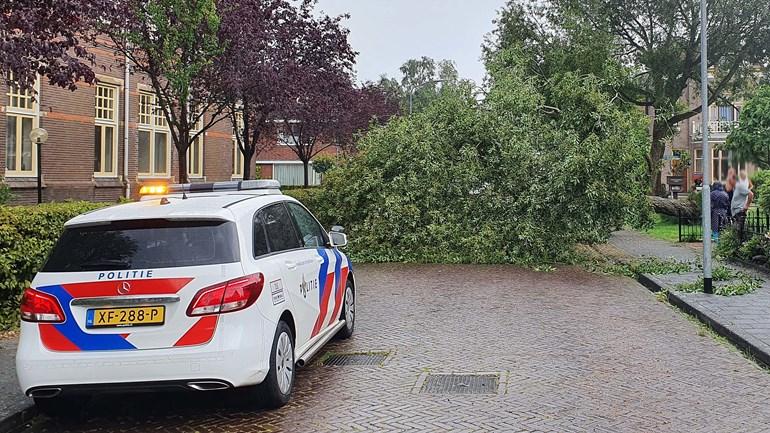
[0,202,108,329]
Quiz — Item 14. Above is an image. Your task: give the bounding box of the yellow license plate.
[86,306,165,328]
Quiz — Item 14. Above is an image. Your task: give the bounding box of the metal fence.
[678,207,770,243]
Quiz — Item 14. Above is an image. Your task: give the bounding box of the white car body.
[16,181,354,400]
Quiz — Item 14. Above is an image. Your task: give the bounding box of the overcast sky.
[315,0,508,86]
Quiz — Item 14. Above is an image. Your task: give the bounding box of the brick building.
[0,46,327,205]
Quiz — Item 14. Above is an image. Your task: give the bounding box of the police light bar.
[167,180,282,194]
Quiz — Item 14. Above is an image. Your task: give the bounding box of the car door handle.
[285,261,297,270]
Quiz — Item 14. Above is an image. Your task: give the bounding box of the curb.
[637,273,770,369]
[0,405,37,433]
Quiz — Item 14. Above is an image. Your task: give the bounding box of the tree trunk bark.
[647,124,668,195]
[177,143,189,184]
[242,147,255,180]
[303,160,310,187]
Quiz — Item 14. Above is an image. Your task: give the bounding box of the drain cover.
[322,352,389,366]
[420,373,500,395]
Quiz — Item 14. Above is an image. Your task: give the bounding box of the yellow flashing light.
[139,184,168,196]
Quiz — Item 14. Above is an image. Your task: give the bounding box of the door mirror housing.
[329,231,348,248]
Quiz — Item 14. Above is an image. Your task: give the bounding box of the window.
[287,202,326,247]
[137,92,169,177]
[5,77,38,176]
[693,149,736,182]
[253,214,270,257]
[187,135,204,177]
[94,84,118,176]
[258,203,300,253]
[43,219,240,272]
[273,163,321,186]
[233,139,243,178]
[277,122,300,146]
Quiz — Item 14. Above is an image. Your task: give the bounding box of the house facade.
[0,48,327,205]
[662,79,752,193]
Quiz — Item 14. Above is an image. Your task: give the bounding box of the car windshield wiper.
[78,259,132,270]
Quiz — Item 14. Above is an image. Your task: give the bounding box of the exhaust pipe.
[28,387,62,399]
[187,381,231,391]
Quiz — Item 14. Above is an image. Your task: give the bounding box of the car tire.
[258,321,295,408]
[33,396,88,420]
[336,279,355,339]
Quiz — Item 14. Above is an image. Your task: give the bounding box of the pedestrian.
[724,167,736,204]
[731,170,754,240]
[710,182,729,241]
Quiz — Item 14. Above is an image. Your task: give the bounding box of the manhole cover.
[420,373,500,394]
[322,352,389,366]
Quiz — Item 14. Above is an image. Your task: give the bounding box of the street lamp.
[700,0,713,294]
[29,128,48,204]
[408,79,444,115]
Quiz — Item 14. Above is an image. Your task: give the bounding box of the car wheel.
[258,321,295,408]
[336,280,355,339]
[33,396,88,420]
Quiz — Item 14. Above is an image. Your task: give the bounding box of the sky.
[315,0,508,86]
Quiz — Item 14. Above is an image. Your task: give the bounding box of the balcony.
[691,120,739,141]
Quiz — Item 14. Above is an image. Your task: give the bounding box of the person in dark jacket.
[710,182,730,241]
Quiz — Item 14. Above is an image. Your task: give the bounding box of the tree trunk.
[242,146,255,180]
[177,144,189,184]
[302,159,310,187]
[647,124,668,195]
[650,196,700,218]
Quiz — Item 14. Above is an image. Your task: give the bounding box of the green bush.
[312,59,650,264]
[715,228,742,258]
[0,180,12,205]
[0,201,108,329]
[754,171,770,214]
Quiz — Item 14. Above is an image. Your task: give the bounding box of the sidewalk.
[0,335,34,432]
[610,229,770,367]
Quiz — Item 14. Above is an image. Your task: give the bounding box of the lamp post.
[700,0,713,294]
[29,128,48,204]
[408,79,444,115]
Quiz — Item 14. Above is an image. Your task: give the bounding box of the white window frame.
[137,91,170,178]
[277,120,300,146]
[232,138,244,179]
[94,83,119,177]
[5,78,39,177]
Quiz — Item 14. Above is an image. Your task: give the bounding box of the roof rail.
[166,180,281,194]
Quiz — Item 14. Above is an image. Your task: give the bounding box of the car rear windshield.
[42,219,240,272]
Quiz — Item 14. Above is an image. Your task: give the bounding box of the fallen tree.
[649,196,699,218]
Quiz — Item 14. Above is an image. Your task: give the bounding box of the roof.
[64,192,287,228]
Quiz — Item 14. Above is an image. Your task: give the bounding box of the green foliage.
[0,202,108,329]
[676,271,761,296]
[737,236,766,261]
[313,55,650,264]
[282,187,331,228]
[724,86,770,169]
[312,155,336,175]
[753,170,770,214]
[0,180,12,204]
[715,228,742,259]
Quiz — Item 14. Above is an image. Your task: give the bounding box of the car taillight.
[20,288,65,323]
[187,273,264,317]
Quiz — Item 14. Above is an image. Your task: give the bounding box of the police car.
[16,180,355,415]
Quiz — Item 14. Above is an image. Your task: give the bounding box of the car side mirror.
[329,231,348,248]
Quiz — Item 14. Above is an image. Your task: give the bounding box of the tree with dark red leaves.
[0,0,122,92]
[218,0,358,180]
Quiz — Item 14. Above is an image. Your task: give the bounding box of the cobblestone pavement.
[0,336,32,424]
[19,264,770,433]
[609,230,698,261]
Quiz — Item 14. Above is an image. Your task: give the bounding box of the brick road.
[20,264,770,432]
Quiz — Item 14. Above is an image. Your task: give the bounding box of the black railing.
[678,207,770,243]
[678,211,703,242]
